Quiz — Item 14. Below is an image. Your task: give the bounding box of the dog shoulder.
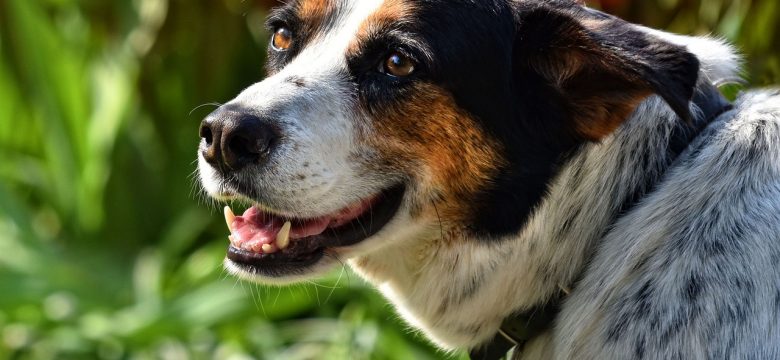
[551,90,780,359]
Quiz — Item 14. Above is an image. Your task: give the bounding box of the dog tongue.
[228,207,331,253]
[225,196,379,254]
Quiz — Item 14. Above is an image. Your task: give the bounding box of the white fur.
[351,30,753,351]
[640,26,743,86]
[200,0,395,283]
[552,90,780,359]
[199,0,388,218]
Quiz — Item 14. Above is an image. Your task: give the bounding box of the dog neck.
[476,84,731,359]
[349,80,731,351]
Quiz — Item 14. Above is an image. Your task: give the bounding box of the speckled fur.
[353,39,780,358]
[546,90,780,360]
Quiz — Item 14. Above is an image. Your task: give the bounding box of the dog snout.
[199,108,280,172]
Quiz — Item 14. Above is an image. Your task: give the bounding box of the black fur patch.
[775,289,780,311]
[634,336,647,359]
[684,273,704,302]
[403,0,699,238]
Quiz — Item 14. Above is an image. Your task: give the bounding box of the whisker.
[334,254,353,286]
[189,102,223,117]
[273,286,283,307]
[257,283,269,317]
[302,283,316,306]
[324,263,346,304]
[432,200,444,242]
[303,279,323,306]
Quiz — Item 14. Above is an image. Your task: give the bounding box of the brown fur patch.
[530,41,655,141]
[298,0,331,21]
[295,0,334,37]
[563,67,654,140]
[347,0,413,56]
[357,83,504,224]
[515,5,697,142]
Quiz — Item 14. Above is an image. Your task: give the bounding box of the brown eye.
[272,27,293,51]
[382,52,415,77]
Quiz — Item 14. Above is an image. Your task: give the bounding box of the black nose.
[199,108,280,172]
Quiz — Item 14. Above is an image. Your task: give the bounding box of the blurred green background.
[0,0,777,359]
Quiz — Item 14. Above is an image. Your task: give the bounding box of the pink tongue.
[229,207,332,252]
[228,196,378,253]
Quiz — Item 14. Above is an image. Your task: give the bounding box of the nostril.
[222,118,279,170]
[200,124,214,145]
[226,131,275,164]
[228,135,256,159]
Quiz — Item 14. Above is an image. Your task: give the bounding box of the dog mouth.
[224,185,405,276]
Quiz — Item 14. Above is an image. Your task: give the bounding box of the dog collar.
[469,288,565,360]
[470,84,732,360]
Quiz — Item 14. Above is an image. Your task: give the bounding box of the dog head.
[197,0,699,283]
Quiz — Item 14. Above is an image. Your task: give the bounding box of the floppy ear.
[513,3,700,140]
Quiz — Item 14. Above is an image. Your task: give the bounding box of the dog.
[196,0,780,358]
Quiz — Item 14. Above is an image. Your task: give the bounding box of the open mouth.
[224,185,405,276]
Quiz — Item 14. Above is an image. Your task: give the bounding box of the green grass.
[0,0,776,359]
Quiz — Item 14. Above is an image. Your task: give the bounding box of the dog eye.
[380,52,415,77]
[272,27,293,51]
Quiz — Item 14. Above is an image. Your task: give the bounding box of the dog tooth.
[262,244,276,253]
[228,235,236,244]
[224,206,236,228]
[276,221,292,250]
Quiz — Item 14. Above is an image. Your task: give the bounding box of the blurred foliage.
[591,0,780,85]
[0,0,445,359]
[0,0,776,359]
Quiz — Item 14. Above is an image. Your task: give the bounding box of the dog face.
[198,0,698,284]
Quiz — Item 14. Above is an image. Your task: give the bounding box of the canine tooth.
[224,206,236,227]
[276,221,292,250]
[262,244,276,253]
[229,235,236,244]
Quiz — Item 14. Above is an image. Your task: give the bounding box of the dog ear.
[513,3,700,140]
